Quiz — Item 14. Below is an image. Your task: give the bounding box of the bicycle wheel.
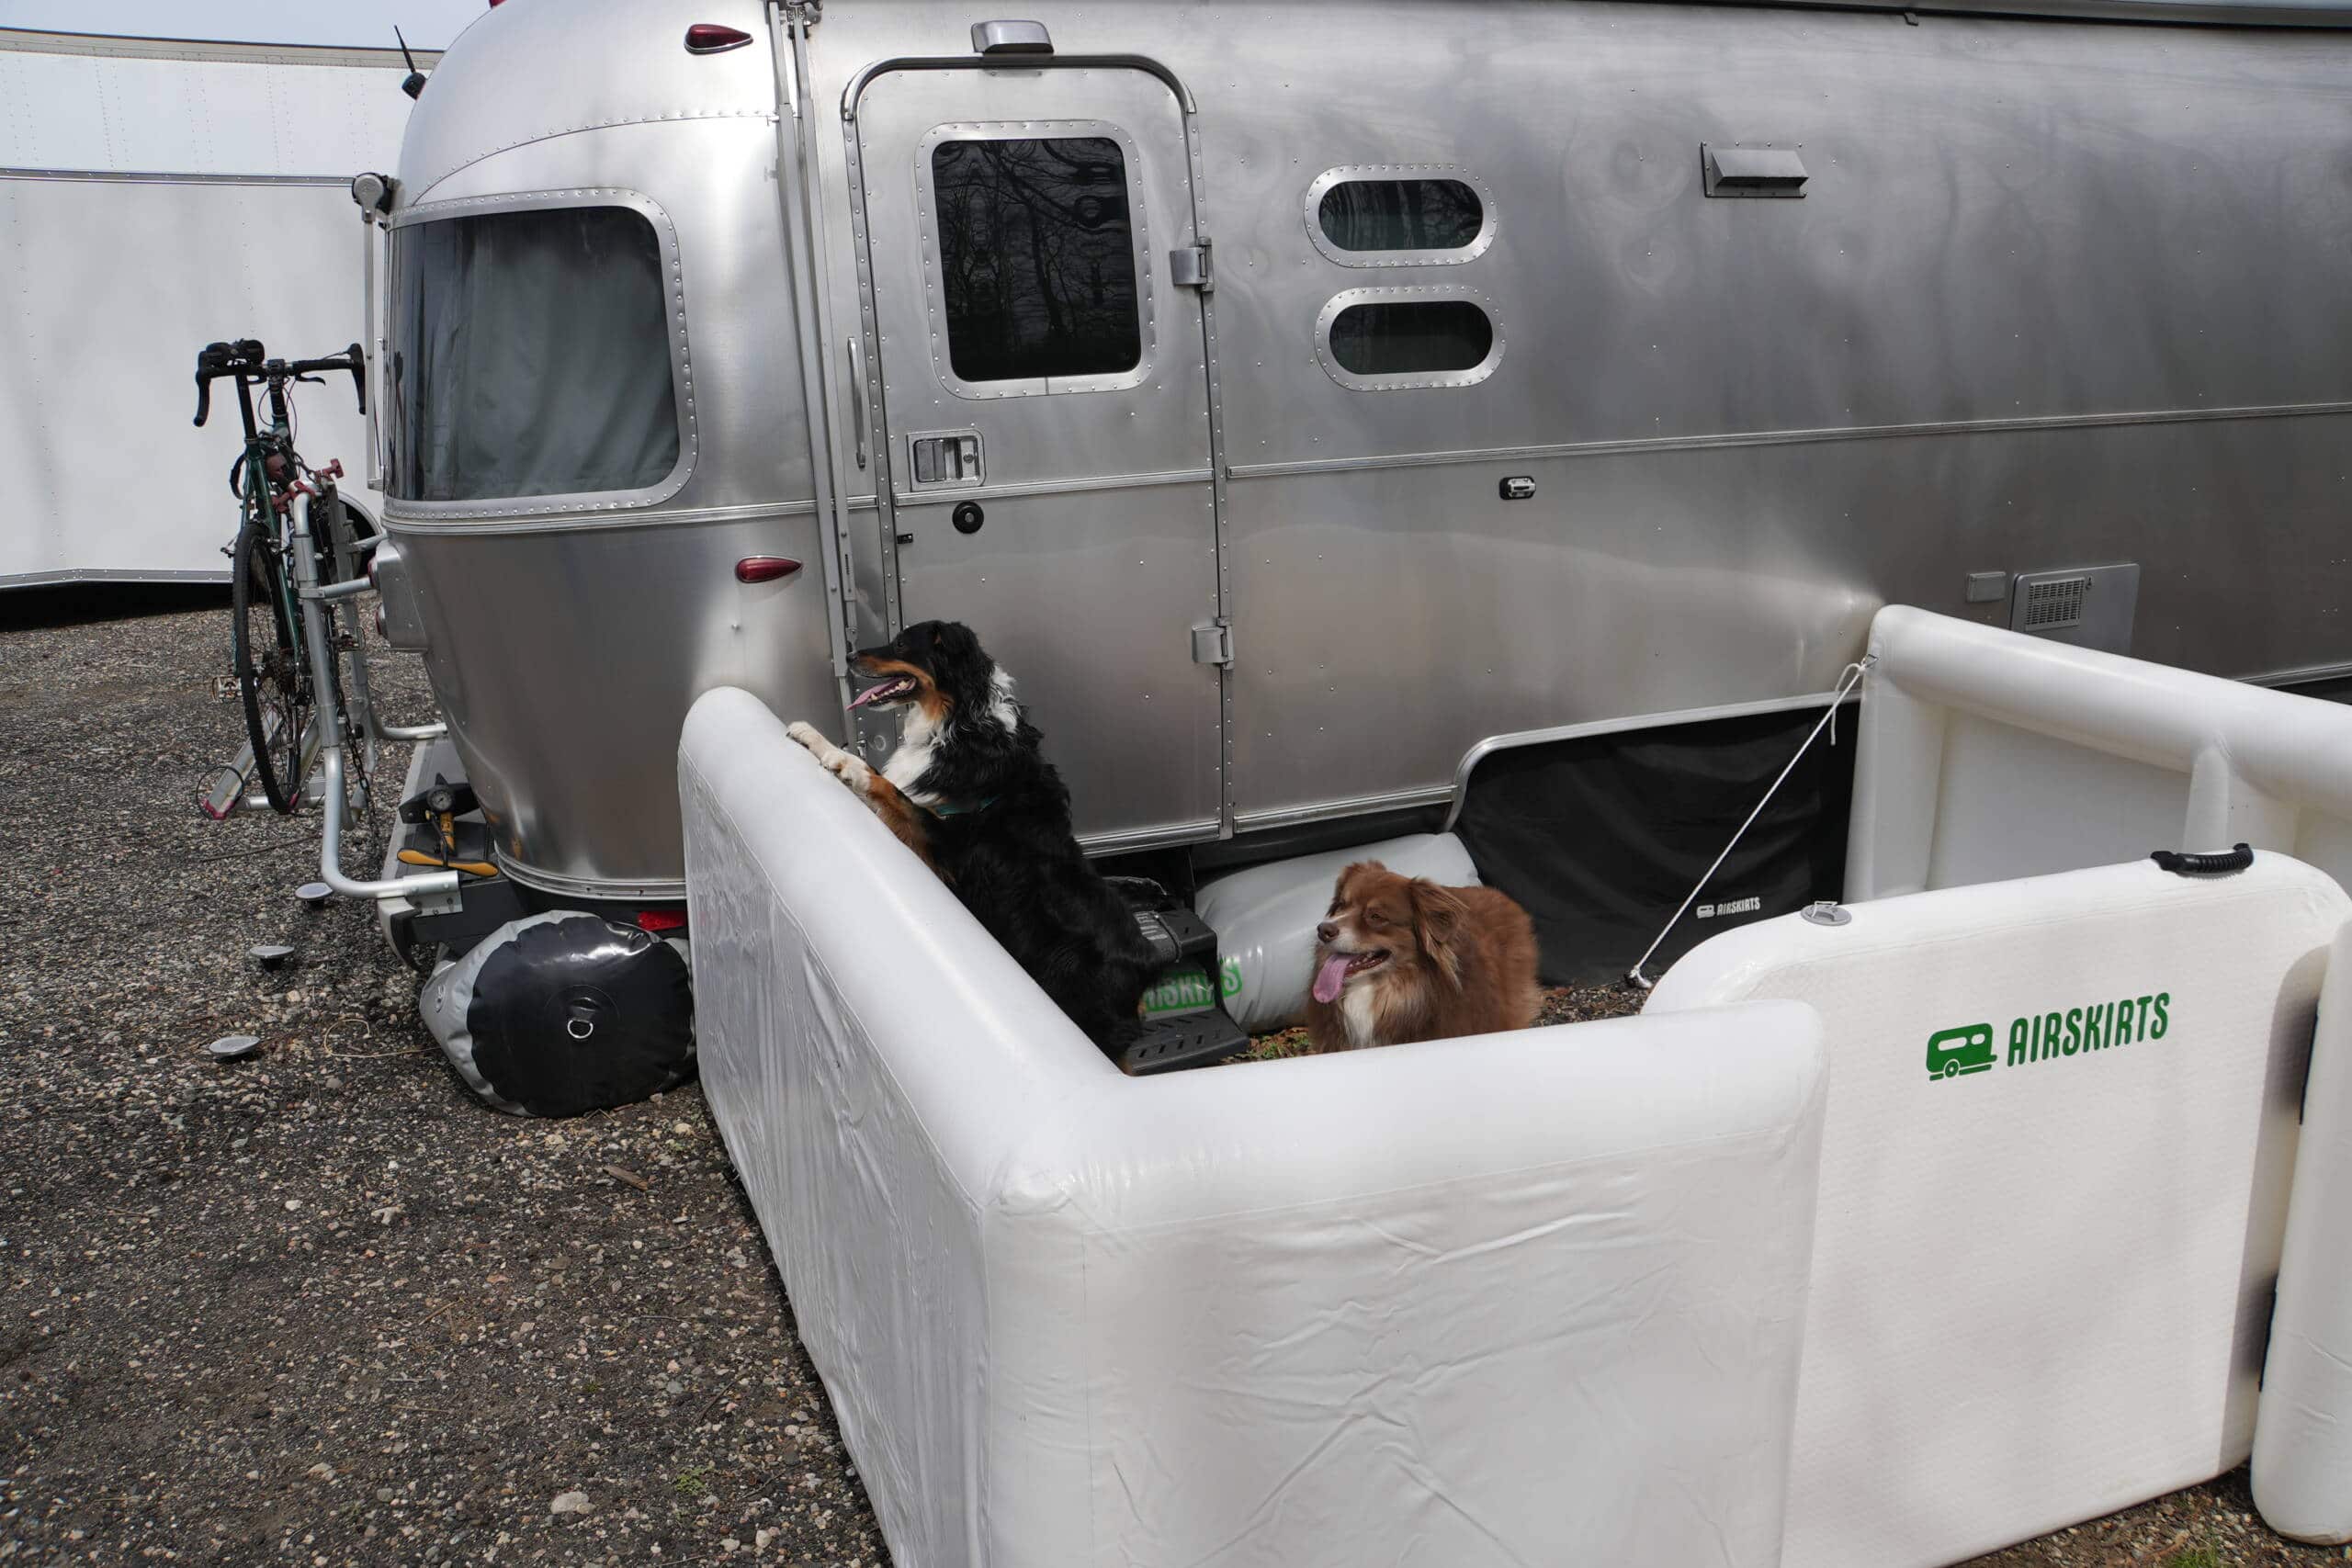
[232,521,310,813]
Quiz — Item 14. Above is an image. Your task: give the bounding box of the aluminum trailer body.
[366,0,2352,908]
[0,29,424,588]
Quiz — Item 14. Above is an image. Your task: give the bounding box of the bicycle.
[192,338,374,815]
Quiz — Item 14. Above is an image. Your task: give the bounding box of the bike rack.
[200,710,329,820]
[288,491,459,906]
[197,487,461,909]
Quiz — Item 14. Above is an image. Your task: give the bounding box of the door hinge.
[1170,239,1214,292]
[1191,620,1233,667]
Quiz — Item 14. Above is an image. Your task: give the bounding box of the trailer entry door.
[853,65,1223,847]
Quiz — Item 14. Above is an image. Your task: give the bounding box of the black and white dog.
[787,620,1157,1058]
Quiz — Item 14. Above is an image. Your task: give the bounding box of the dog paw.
[785,720,827,753]
[822,751,873,795]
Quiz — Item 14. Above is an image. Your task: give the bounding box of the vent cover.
[2020,574,2089,630]
[2007,563,2140,655]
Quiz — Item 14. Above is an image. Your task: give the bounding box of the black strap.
[2151,842,2254,876]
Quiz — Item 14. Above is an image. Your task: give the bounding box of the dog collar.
[922,795,1000,818]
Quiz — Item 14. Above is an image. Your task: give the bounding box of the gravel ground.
[1,592,881,1565]
[0,592,2339,1567]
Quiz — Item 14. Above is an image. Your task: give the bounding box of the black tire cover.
[465,916,695,1118]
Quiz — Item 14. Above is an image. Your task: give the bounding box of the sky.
[0,0,491,49]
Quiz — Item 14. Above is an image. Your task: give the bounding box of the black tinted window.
[1329,301,1494,377]
[1317,178,1483,253]
[931,137,1143,384]
[389,206,679,502]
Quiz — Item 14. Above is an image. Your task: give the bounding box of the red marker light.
[735,556,800,584]
[684,23,754,54]
[638,908,688,933]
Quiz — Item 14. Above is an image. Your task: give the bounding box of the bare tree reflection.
[1317,178,1482,253]
[933,137,1142,381]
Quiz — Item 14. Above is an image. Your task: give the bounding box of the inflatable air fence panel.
[679,688,1830,1568]
[1847,607,2352,902]
[1651,855,2346,1568]
[1194,831,1480,1031]
[2254,918,2352,1543]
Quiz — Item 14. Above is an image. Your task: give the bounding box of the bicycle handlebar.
[192,339,265,427]
[193,340,366,427]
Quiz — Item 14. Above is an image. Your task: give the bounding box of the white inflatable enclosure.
[679,687,1830,1568]
[678,610,2352,1565]
[1683,604,2352,1560]
[1848,605,2352,899]
[2255,919,2352,1544]
[1651,856,2347,1568]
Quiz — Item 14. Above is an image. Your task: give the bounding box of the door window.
[927,133,1149,392]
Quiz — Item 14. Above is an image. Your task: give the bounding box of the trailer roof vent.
[2019,573,2090,631]
[972,19,1053,54]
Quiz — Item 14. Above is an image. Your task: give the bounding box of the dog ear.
[1409,881,1469,987]
[932,622,999,715]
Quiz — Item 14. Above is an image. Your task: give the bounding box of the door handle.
[845,335,867,468]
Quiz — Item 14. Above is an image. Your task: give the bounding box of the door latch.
[909,430,982,488]
[1191,619,1233,667]
[1170,240,1214,292]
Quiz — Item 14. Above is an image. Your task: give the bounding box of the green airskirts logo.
[1140,956,1247,1019]
[1926,992,2171,1083]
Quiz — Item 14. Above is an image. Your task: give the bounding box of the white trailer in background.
[0,28,427,588]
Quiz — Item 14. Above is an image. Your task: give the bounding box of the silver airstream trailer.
[354,0,2352,970]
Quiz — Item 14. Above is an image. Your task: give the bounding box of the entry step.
[1122,1006,1251,1077]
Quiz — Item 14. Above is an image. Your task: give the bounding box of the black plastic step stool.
[1109,879,1252,1076]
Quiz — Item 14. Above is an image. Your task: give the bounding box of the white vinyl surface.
[1653,855,2348,1568]
[1847,606,2352,901]
[680,686,1831,1568]
[2254,919,2352,1543]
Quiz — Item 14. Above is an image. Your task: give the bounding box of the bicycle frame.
[233,374,305,672]
[218,363,390,807]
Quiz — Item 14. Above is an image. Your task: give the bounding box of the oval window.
[1328,299,1495,378]
[1316,176,1485,254]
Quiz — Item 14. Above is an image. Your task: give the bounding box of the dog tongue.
[1311,953,1353,1005]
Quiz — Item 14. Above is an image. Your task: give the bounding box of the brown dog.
[1304,861,1541,1052]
